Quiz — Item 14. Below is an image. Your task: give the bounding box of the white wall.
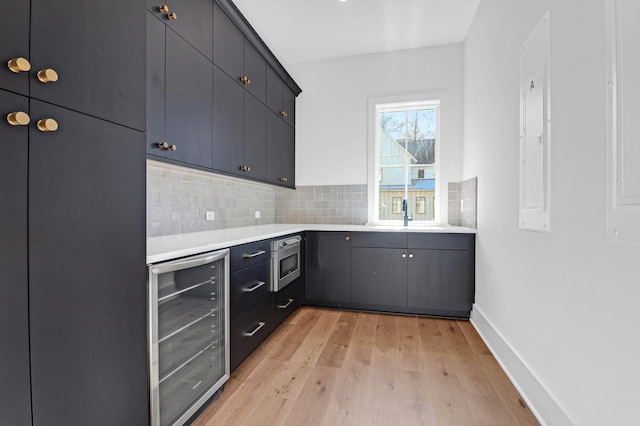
[464,0,640,424]
[288,44,464,186]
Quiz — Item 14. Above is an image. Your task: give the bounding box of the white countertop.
[147,223,476,264]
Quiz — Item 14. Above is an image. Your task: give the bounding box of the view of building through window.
[377,103,438,222]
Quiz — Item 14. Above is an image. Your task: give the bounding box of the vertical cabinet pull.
[243,321,265,337]
[6,111,30,126]
[240,75,251,85]
[159,4,169,13]
[7,57,31,73]
[167,12,177,20]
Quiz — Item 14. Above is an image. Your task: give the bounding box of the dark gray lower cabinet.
[305,231,475,318]
[28,100,148,425]
[305,232,351,305]
[0,90,31,426]
[351,247,408,308]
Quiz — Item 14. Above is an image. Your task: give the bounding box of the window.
[370,100,440,224]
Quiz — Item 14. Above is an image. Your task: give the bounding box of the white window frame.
[367,95,442,225]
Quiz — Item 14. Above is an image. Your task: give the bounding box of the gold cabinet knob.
[280,111,288,117]
[240,76,251,85]
[37,69,59,83]
[37,118,59,132]
[167,12,177,20]
[345,235,350,241]
[7,111,31,126]
[279,177,288,182]
[159,4,169,13]
[157,142,176,151]
[240,165,251,172]
[8,57,31,73]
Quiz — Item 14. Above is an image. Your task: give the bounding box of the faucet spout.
[402,198,412,227]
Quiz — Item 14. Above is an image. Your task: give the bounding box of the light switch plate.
[255,210,261,218]
[205,211,215,221]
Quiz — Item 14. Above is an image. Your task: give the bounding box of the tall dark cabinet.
[0,0,148,424]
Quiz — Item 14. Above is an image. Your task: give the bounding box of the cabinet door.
[266,66,283,115]
[243,93,267,180]
[281,123,296,188]
[213,2,244,81]
[28,100,148,425]
[30,0,146,131]
[0,3,30,96]
[282,86,296,127]
[166,29,213,168]
[213,65,244,175]
[407,249,471,313]
[266,110,284,185]
[351,248,408,308]
[146,12,166,157]
[166,0,213,61]
[330,232,351,303]
[305,232,332,301]
[0,90,31,426]
[244,40,266,103]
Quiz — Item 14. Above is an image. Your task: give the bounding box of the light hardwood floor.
[193,307,539,426]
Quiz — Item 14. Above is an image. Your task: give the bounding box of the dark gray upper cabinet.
[213,2,244,82]
[266,112,295,188]
[165,29,213,168]
[243,40,267,103]
[243,92,267,181]
[213,4,267,103]
[28,100,148,425]
[29,0,145,131]
[159,0,214,61]
[267,66,296,127]
[0,3,30,96]
[0,90,31,426]
[146,13,166,157]
[212,65,244,175]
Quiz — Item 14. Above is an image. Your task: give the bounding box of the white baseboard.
[470,305,577,426]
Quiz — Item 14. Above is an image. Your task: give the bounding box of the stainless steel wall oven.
[148,249,230,426]
[271,235,302,292]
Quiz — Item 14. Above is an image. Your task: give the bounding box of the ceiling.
[232,0,481,65]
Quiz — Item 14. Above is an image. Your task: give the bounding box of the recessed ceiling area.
[232,0,481,65]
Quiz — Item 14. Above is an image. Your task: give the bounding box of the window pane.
[377,105,437,223]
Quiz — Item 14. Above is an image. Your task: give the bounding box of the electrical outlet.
[254,210,261,219]
[205,211,215,221]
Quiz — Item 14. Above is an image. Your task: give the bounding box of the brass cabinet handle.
[280,111,288,117]
[37,69,59,83]
[240,75,251,85]
[157,142,177,151]
[279,177,288,182]
[37,118,59,132]
[240,165,251,172]
[167,12,177,20]
[345,235,350,241]
[8,57,31,73]
[6,111,31,126]
[159,4,169,13]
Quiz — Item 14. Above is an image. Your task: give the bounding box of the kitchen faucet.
[402,198,412,227]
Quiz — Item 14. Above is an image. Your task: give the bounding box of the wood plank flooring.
[193,307,539,426]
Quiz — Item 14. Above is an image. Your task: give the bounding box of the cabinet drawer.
[408,233,474,250]
[350,232,407,248]
[230,298,273,371]
[272,279,301,327]
[230,239,270,271]
[230,260,271,322]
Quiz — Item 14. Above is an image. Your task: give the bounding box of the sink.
[364,224,451,231]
